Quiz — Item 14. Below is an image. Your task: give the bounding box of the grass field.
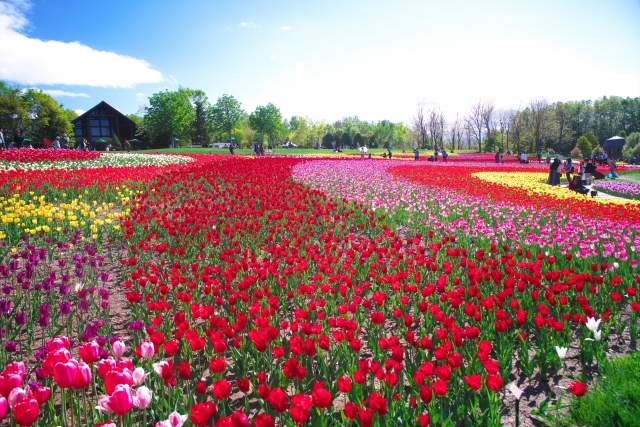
[138,147,479,156]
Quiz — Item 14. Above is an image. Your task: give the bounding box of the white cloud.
[281,26,292,31]
[168,75,178,83]
[269,55,275,60]
[74,109,85,116]
[42,89,89,98]
[0,1,163,88]
[135,92,144,100]
[239,21,255,28]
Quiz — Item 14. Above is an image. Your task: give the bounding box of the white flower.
[555,346,568,359]
[585,317,601,333]
[75,282,84,292]
[594,330,602,341]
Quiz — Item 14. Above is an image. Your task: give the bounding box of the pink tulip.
[79,342,100,364]
[95,395,114,415]
[112,341,125,358]
[139,341,154,359]
[72,363,91,390]
[155,412,188,427]
[133,386,152,409]
[108,384,133,416]
[132,367,148,386]
[53,360,78,389]
[0,396,7,420]
[8,387,28,410]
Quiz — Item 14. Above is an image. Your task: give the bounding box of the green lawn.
[137,147,477,156]
[617,169,640,184]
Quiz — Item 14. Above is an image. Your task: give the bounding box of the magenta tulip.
[0,396,6,420]
[105,369,133,395]
[108,384,133,416]
[72,362,91,390]
[79,341,100,364]
[53,360,78,389]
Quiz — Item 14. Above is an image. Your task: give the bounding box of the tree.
[575,136,592,160]
[20,88,72,145]
[249,103,283,147]
[481,100,495,152]
[529,98,549,154]
[144,89,195,147]
[0,82,27,133]
[210,94,244,146]
[188,89,211,145]
[449,115,463,151]
[583,131,599,151]
[353,133,364,147]
[622,132,640,159]
[322,132,334,149]
[466,101,484,152]
[553,102,574,154]
[64,109,79,121]
[340,132,352,149]
[412,104,428,149]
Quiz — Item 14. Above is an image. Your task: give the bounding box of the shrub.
[576,136,592,159]
[570,147,583,159]
[622,132,640,159]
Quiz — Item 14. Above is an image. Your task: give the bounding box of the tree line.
[130,87,412,150]
[0,82,76,144]
[412,96,640,156]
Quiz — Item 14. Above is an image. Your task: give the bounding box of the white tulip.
[555,346,568,359]
[594,330,602,341]
[585,317,601,333]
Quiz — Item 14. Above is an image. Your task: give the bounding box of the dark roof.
[72,101,137,126]
[603,136,626,148]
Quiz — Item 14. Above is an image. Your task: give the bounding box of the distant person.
[0,128,5,150]
[520,153,528,164]
[546,150,551,164]
[229,143,234,155]
[495,152,500,163]
[434,150,439,162]
[387,148,392,159]
[537,152,542,163]
[52,136,61,149]
[382,152,387,159]
[360,146,365,158]
[548,157,561,186]
[413,147,419,161]
[13,130,24,149]
[442,148,448,162]
[506,148,511,155]
[61,133,70,149]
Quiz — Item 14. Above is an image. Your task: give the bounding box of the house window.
[89,118,112,138]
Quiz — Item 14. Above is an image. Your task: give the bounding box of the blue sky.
[1,0,639,123]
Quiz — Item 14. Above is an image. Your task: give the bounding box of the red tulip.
[464,374,482,390]
[311,383,332,409]
[486,374,503,391]
[569,381,587,397]
[212,379,231,401]
[432,380,448,397]
[33,387,51,405]
[267,387,288,413]
[13,397,39,426]
[252,414,274,427]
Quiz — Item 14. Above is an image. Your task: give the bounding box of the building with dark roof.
[71,101,136,147]
[602,136,626,158]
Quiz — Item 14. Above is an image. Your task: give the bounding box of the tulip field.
[0,149,638,427]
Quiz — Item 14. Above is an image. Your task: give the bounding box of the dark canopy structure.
[602,136,626,158]
[71,101,137,146]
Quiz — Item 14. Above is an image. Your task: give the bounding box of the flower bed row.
[0,155,636,427]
